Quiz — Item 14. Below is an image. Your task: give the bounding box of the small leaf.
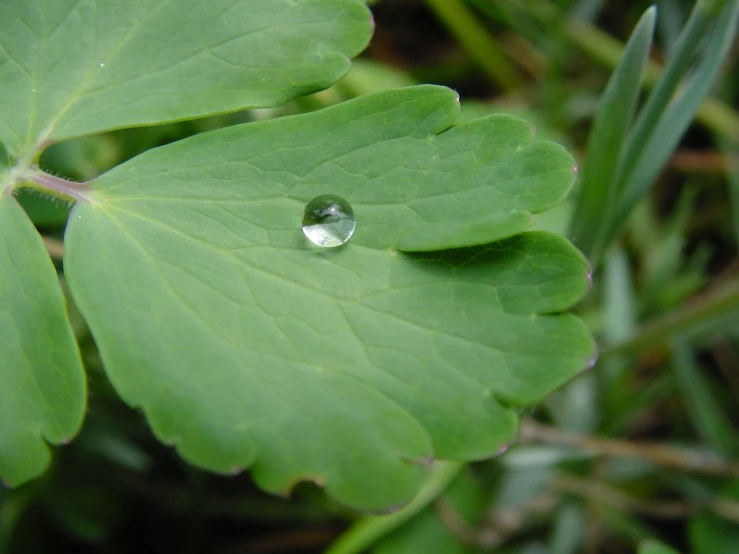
[65,86,594,510]
[0,192,86,486]
[0,0,371,156]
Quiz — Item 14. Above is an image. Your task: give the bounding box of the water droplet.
[302,194,356,248]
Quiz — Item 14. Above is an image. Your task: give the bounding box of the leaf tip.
[638,5,658,33]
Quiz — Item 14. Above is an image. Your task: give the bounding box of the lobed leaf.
[0,192,86,486]
[0,0,371,156]
[65,86,594,510]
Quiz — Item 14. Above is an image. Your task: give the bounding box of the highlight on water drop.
[301,194,356,248]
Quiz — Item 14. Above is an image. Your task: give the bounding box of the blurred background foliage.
[2,0,738,553]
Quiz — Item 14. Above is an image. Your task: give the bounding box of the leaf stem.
[22,169,91,204]
[324,461,464,554]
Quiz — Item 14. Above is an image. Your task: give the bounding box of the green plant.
[0,0,593,512]
[2,1,739,552]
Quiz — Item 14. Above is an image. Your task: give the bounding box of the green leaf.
[612,0,720,193]
[0,192,85,486]
[612,0,739,239]
[568,6,655,260]
[639,540,681,554]
[0,0,371,157]
[64,86,594,510]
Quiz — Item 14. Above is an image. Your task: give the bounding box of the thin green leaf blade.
[569,6,656,259]
[0,0,371,156]
[65,86,594,511]
[0,192,86,486]
[613,0,719,193]
[613,0,739,232]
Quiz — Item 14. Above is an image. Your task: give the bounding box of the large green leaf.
[65,86,594,510]
[0,192,85,486]
[0,0,371,156]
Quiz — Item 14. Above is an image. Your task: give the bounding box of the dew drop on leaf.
[301,194,356,248]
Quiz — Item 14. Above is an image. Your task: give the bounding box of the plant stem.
[424,0,524,91]
[325,461,464,554]
[520,419,739,477]
[602,279,739,359]
[23,169,91,203]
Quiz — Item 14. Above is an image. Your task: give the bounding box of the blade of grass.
[657,0,688,56]
[615,0,731,173]
[609,0,739,247]
[569,7,656,258]
[573,247,636,434]
[424,0,524,91]
[590,0,731,260]
[602,246,637,357]
[671,338,739,457]
[501,0,739,141]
